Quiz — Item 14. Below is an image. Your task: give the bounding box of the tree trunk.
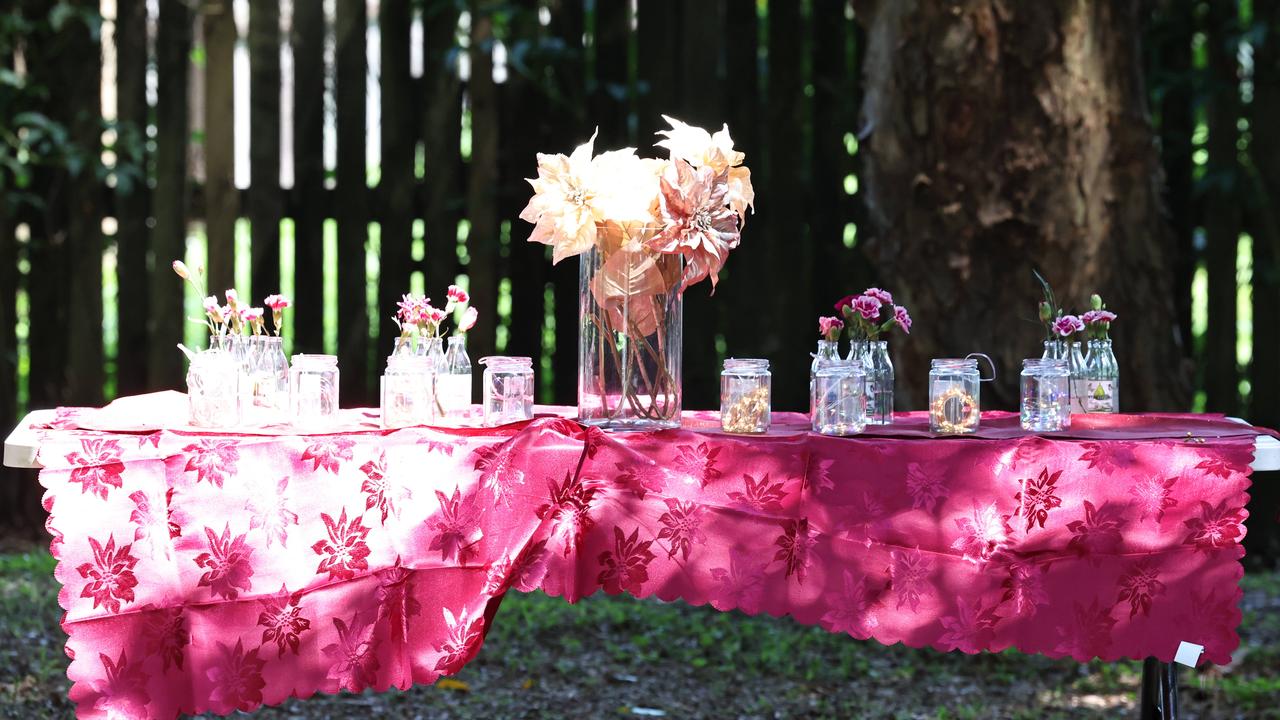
[855,0,1191,410]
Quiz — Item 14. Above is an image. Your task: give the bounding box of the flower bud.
[1038,301,1052,323]
[1090,294,1103,311]
[172,260,189,279]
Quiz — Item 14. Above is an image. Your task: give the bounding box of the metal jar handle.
[967,352,997,383]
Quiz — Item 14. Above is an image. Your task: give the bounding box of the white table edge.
[5,410,1280,472]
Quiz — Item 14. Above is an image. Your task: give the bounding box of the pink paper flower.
[818,316,844,340]
[172,260,190,279]
[225,289,239,306]
[1053,314,1084,337]
[893,305,912,334]
[863,287,893,305]
[263,294,290,311]
[243,308,264,323]
[447,285,470,305]
[852,294,881,321]
[459,306,479,332]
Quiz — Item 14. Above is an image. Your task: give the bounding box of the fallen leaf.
[435,678,470,692]
[630,708,666,717]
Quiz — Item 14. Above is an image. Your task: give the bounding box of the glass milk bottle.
[1082,339,1119,413]
[436,335,473,424]
[810,339,841,417]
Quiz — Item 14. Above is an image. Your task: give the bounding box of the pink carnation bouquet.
[834,288,911,340]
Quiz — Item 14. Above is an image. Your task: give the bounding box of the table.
[5,394,1278,720]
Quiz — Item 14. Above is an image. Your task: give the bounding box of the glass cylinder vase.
[849,340,893,425]
[577,229,682,431]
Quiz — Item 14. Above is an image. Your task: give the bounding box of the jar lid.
[723,358,769,371]
[1022,358,1068,372]
[292,353,338,367]
[480,356,532,369]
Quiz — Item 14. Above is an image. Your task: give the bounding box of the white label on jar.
[1083,381,1114,413]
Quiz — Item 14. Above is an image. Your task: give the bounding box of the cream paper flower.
[519,132,659,264]
[655,115,754,220]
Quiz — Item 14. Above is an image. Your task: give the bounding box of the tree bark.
[856,0,1191,410]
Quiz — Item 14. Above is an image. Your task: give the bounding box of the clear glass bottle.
[1020,358,1071,432]
[1069,341,1089,414]
[436,336,473,424]
[929,354,994,434]
[249,336,289,420]
[1082,339,1119,413]
[481,356,534,427]
[810,340,841,417]
[721,358,771,434]
[290,354,339,426]
[187,350,241,428]
[849,339,893,425]
[381,354,433,429]
[811,359,867,436]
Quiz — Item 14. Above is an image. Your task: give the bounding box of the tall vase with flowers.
[520,116,754,431]
[836,288,911,425]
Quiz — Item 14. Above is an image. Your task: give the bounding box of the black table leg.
[1140,657,1179,720]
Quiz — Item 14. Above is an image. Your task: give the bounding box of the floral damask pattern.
[30,410,1264,719]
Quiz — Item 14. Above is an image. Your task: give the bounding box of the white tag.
[1174,641,1204,667]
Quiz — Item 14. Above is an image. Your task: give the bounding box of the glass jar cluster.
[1042,339,1118,413]
[807,337,892,432]
[187,335,290,427]
[381,335,475,428]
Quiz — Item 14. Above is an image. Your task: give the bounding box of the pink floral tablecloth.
[29,401,1270,719]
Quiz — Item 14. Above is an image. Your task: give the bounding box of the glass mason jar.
[290,354,339,425]
[720,358,771,434]
[812,359,867,436]
[436,335,473,424]
[187,350,241,428]
[929,354,994,434]
[849,339,894,425]
[578,225,682,431]
[1082,339,1119,413]
[481,356,534,427]
[1020,358,1071,432]
[381,354,433,429]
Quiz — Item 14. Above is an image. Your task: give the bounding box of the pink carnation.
[225,289,239,306]
[817,316,844,339]
[396,294,420,322]
[863,287,894,305]
[243,308,264,323]
[426,306,447,324]
[852,295,882,322]
[459,306,479,332]
[263,294,290,311]
[893,305,912,334]
[834,295,858,313]
[1052,314,1085,337]
[1081,310,1116,326]
[447,285,470,305]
